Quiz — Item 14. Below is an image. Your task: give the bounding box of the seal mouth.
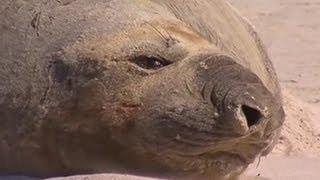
[197,151,250,176]
[200,151,249,164]
[171,134,271,161]
[155,114,276,158]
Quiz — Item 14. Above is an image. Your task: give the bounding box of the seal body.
[0,0,284,179]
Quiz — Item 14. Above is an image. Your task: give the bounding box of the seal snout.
[202,56,276,136]
[216,88,269,135]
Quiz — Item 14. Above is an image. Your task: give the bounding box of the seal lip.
[155,114,276,157]
[183,150,253,176]
[171,136,269,159]
[199,151,253,165]
[163,129,275,169]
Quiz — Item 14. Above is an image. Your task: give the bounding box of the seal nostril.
[241,105,262,127]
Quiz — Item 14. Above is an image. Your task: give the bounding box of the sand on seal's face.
[1,0,319,179]
[0,0,285,178]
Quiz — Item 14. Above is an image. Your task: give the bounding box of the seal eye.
[130,55,171,70]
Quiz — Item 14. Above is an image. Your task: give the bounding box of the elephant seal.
[0,0,285,179]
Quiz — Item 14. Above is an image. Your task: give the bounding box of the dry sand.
[1,0,320,179]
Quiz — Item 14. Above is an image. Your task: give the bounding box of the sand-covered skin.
[1,94,319,180]
[47,0,320,179]
[1,0,320,179]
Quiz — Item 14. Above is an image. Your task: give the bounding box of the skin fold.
[0,0,284,179]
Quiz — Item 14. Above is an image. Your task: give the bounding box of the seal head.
[0,0,285,179]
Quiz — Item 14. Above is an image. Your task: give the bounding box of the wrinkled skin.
[0,0,285,179]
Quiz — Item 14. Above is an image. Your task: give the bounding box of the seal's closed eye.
[130,55,172,70]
